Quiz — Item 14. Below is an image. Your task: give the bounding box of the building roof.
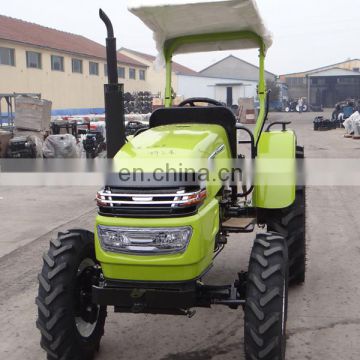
[199,54,276,81]
[281,59,360,77]
[120,47,197,75]
[200,54,276,77]
[0,14,147,67]
[308,67,360,77]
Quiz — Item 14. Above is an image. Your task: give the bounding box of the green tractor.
[36,2,306,359]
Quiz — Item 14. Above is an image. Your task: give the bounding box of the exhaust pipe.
[99,9,126,158]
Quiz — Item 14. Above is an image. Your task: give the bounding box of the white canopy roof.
[128,0,272,64]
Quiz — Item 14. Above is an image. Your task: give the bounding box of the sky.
[1,0,360,75]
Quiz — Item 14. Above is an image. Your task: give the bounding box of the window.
[117,67,125,78]
[139,69,146,80]
[129,68,136,79]
[353,67,359,72]
[104,64,108,77]
[0,47,15,66]
[286,77,306,87]
[89,61,99,75]
[337,77,357,85]
[72,59,83,73]
[26,51,41,69]
[51,55,64,71]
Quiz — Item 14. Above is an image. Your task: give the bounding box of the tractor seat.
[149,106,237,157]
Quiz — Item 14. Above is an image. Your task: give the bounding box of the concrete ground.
[1,111,360,359]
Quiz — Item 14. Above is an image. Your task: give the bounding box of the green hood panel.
[109,123,233,200]
[114,124,232,170]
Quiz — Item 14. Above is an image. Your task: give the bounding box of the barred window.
[139,69,146,80]
[51,55,64,71]
[118,67,125,78]
[89,61,99,75]
[26,51,41,69]
[0,47,15,66]
[72,59,83,73]
[129,68,136,79]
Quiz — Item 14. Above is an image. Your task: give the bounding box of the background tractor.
[36,1,306,359]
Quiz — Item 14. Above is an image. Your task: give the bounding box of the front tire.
[36,230,107,360]
[244,232,289,360]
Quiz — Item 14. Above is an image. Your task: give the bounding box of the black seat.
[149,107,237,157]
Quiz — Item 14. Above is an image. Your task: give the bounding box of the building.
[120,51,275,106]
[199,55,276,82]
[194,55,275,106]
[0,14,150,115]
[176,74,258,106]
[118,47,197,97]
[176,55,276,106]
[120,48,258,105]
[280,59,360,107]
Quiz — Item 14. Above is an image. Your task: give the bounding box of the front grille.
[97,186,205,218]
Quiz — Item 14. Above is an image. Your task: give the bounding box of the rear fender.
[253,130,297,209]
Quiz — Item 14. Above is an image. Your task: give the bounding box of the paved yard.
[1,111,359,359]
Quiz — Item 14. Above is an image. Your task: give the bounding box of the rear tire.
[36,230,107,360]
[244,232,289,360]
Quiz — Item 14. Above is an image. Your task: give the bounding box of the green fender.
[253,130,297,209]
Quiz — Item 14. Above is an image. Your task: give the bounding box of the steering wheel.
[178,97,223,107]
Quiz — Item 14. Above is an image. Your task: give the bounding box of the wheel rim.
[75,258,99,338]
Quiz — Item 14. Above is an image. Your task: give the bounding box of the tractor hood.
[109,123,232,189]
[115,123,230,164]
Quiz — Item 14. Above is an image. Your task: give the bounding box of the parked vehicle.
[7,136,37,158]
[125,120,149,137]
[313,116,336,131]
[331,99,357,122]
[284,98,308,112]
[83,130,106,158]
[36,3,306,360]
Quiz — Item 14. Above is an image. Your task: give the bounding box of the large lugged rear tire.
[36,230,107,360]
[244,232,288,360]
[265,146,306,286]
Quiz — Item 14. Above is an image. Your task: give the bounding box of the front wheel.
[244,232,289,360]
[36,230,107,360]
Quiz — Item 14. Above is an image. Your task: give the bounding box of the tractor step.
[222,217,255,233]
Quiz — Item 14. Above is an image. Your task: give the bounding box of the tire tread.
[244,232,288,360]
[36,230,106,360]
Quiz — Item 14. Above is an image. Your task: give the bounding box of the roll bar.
[163,31,267,143]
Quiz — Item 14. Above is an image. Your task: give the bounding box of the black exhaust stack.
[99,9,126,158]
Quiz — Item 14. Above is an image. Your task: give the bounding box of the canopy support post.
[163,31,266,111]
[254,45,267,143]
[165,54,173,107]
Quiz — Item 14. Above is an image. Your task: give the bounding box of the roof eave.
[0,37,148,68]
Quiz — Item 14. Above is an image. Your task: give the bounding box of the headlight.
[97,226,192,255]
